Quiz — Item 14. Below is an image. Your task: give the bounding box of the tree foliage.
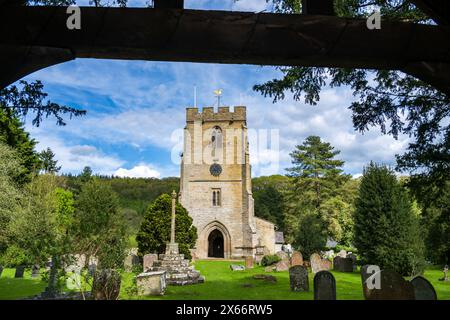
[0,142,24,256]
[354,163,425,276]
[39,147,61,174]
[295,212,328,258]
[6,174,69,266]
[0,108,41,184]
[136,194,197,260]
[0,80,85,127]
[255,0,449,191]
[73,179,127,269]
[252,175,289,230]
[284,136,353,248]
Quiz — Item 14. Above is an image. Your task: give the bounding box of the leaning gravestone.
[15,265,25,278]
[275,251,289,260]
[291,251,303,266]
[143,253,158,271]
[314,271,336,300]
[333,256,354,272]
[275,259,290,272]
[363,268,415,300]
[310,253,332,274]
[410,276,437,300]
[289,266,309,292]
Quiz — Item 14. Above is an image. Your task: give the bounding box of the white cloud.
[30,131,124,175]
[114,164,161,178]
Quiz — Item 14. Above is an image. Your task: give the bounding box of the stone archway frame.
[200,221,232,259]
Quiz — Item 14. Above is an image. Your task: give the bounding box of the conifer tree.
[354,163,425,275]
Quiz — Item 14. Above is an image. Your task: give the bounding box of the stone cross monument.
[141,190,204,285]
[165,190,179,255]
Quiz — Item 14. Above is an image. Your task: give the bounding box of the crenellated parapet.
[186,106,246,122]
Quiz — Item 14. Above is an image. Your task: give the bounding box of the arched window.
[211,126,222,157]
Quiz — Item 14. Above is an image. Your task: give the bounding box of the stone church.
[179,106,276,259]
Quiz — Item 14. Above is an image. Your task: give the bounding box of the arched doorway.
[208,229,224,258]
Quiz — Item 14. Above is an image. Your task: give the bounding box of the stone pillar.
[165,190,179,255]
[171,190,177,244]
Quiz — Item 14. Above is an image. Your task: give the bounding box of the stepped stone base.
[145,243,205,286]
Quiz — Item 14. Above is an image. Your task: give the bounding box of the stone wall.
[255,217,276,254]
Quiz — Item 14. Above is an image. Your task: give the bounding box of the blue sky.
[22,0,410,178]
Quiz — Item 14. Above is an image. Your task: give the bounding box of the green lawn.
[0,268,47,300]
[1,260,449,300]
[119,260,450,300]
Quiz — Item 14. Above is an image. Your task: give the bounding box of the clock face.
[210,163,222,177]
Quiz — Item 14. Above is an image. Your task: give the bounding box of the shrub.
[136,194,197,260]
[260,255,281,266]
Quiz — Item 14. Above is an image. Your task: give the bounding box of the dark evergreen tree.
[252,175,289,230]
[38,147,61,174]
[0,108,40,184]
[287,135,349,209]
[354,163,425,276]
[295,212,327,258]
[136,194,197,260]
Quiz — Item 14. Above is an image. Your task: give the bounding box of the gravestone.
[88,264,96,277]
[310,253,332,273]
[333,256,354,272]
[322,250,335,260]
[275,251,288,260]
[410,276,437,300]
[441,265,449,282]
[245,256,254,269]
[143,253,159,271]
[347,253,357,271]
[253,274,277,283]
[363,269,415,300]
[136,271,166,296]
[265,265,275,272]
[314,271,336,300]
[291,251,303,266]
[336,249,347,258]
[289,265,309,292]
[15,265,25,278]
[230,264,245,271]
[361,265,379,299]
[124,253,140,272]
[31,264,40,278]
[275,259,290,272]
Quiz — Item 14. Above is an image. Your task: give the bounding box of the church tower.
[179,106,275,259]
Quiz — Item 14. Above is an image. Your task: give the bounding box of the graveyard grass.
[1,260,450,300]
